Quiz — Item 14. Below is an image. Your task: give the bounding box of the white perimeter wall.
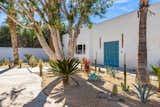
[0,47,48,61]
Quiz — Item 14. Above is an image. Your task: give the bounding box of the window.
[76,44,86,54]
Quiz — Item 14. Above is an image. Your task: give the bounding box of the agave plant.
[50,58,80,86]
[151,64,160,92]
[133,84,154,103]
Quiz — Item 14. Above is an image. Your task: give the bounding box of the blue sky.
[0,0,160,25]
[90,0,160,23]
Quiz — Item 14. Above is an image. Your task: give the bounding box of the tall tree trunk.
[67,36,77,58]
[136,0,150,85]
[50,28,64,60]
[49,35,55,52]
[33,24,56,61]
[7,16,19,65]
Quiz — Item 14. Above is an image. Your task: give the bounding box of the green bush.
[50,58,80,86]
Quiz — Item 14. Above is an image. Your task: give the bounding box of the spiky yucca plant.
[50,58,80,85]
[151,65,160,92]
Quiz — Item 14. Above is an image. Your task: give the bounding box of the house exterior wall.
[63,3,160,70]
[0,47,48,61]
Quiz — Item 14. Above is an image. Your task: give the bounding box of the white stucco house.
[63,3,160,70]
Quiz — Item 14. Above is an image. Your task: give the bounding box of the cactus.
[112,84,118,96]
[18,59,23,68]
[133,84,154,103]
[121,53,129,92]
[98,67,101,72]
[94,59,97,72]
[38,59,43,76]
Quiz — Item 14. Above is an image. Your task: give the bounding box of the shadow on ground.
[0,88,26,107]
[22,73,160,107]
[0,67,14,75]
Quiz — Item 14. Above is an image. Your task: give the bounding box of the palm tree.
[136,0,150,85]
[7,10,19,65]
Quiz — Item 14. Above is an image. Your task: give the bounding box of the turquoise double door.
[104,41,119,67]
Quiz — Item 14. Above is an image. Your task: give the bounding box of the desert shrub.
[18,59,23,68]
[4,58,12,68]
[24,54,32,64]
[0,58,5,66]
[28,56,38,67]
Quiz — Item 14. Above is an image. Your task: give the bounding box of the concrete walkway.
[0,68,63,107]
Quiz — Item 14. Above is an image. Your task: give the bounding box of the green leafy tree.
[0,25,11,47]
[0,0,113,61]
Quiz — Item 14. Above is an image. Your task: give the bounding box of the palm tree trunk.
[7,17,19,65]
[136,0,150,85]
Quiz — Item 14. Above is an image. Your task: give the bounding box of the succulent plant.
[94,59,97,72]
[112,84,118,96]
[121,60,129,92]
[50,58,80,86]
[133,84,154,103]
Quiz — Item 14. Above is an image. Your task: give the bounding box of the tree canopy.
[0,0,113,60]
